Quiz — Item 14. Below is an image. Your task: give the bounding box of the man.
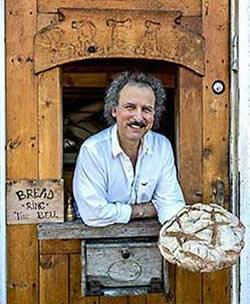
[73,71,185,227]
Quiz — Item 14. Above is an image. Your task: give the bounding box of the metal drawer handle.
[121,249,130,259]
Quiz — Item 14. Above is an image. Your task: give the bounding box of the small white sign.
[7,179,64,224]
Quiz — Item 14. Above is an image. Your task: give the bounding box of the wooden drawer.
[81,240,166,296]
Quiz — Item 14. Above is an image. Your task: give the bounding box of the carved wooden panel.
[38,0,201,16]
[34,8,205,75]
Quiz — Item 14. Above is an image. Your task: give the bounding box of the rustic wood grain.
[6,0,39,303]
[38,0,201,16]
[175,67,203,304]
[7,179,64,224]
[202,0,229,207]
[6,1,38,179]
[38,67,63,179]
[86,242,162,287]
[37,219,161,240]
[70,254,99,304]
[37,12,58,30]
[7,225,39,304]
[40,254,69,304]
[203,269,231,304]
[175,268,202,304]
[202,0,230,302]
[40,239,81,254]
[128,295,146,304]
[177,67,203,203]
[34,9,205,75]
[100,295,128,304]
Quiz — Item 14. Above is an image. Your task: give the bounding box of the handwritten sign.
[7,179,64,224]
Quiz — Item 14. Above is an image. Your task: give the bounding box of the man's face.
[111,84,156,145]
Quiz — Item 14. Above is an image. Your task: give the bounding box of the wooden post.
[38,67,63,179]
[6,0,38,303]
[202,0,230,303]
[175,67,203,304]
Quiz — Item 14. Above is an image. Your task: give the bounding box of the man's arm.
[73,145,132,227]
[131,202,157,219]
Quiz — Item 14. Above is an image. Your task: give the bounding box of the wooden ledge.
[37,218,161,240]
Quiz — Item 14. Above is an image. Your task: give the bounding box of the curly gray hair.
[104,71,166,129]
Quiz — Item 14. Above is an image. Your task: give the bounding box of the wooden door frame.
[4,2,246,304]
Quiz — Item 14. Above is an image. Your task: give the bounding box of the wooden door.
[6,1,230,304]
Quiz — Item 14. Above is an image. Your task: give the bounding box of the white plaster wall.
[239,0,250,303]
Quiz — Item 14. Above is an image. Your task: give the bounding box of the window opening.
[62,58,177,199]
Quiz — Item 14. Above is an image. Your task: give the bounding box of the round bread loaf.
[158,203,245,272]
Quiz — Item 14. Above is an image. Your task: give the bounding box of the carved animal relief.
[158,204,245,272]
[34,9,205,75]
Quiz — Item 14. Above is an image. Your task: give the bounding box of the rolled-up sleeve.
[73,145,132,227]
[151,140,185,224]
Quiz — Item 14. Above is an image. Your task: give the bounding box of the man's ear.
[111,105,117,118]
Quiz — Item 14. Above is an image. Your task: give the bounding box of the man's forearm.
[131,202,157,220]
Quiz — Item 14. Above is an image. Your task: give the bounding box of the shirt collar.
[111,124,152,157]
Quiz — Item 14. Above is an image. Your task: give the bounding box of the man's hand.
[131,202,157,220]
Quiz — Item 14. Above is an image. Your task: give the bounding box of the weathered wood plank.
[37,219,161,240]
[86,242,162,287]
[175,66,203,304]
[38,12,58,31]
[146,293,170,304]
[177,67,203,203]
[203,269,230,304]
[70,254,99,304]
[34,9,205,75]
[40,254,69,304]
[202,0,229,206]
[202,0,230,303]
[7,179,64,224]
[128,295,146,304]
[38,67,63,179]
[63,73,108,88]
[7,225,39,304]
[6,1,39,304]
[38,0,201,16]
[6,1,38,180]
[100,295,128,304]
[175,269,202,304]
[40,239,81,254]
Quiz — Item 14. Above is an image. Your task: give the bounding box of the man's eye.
[143,108,153,114]
[125,106,134,111]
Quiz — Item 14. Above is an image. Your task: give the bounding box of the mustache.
[127,120,147,128]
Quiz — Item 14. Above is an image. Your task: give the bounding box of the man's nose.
[134,108,143,120]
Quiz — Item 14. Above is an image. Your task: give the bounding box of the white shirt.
[73,124,185,226]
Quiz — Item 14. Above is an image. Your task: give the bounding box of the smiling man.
[73,71,185,226]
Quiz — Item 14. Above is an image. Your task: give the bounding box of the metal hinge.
[232,34,238,72]
[149,277,163,293]
[88,280,103,296]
